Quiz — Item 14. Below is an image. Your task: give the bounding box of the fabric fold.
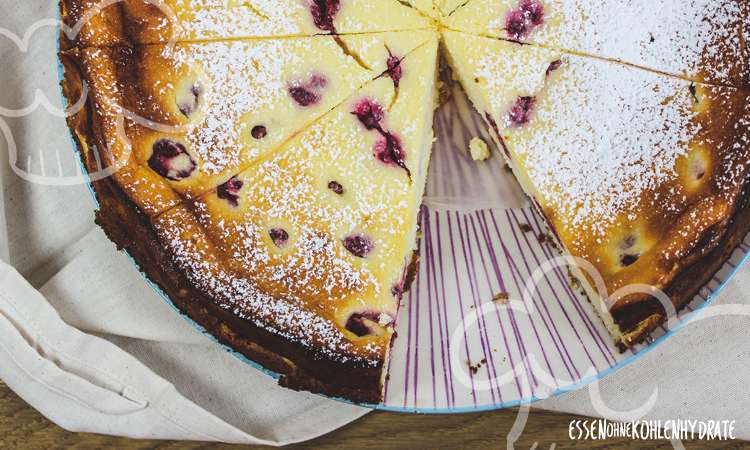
[0,260,369,444]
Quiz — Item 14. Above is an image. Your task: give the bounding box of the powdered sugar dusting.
[174,0,304,38]
[156,207,383,365]
[192,85,419,305]
[164,40,306,174]
[197,180,379,302]
[532,68,698,237]
[455,0,749,85]
[472,42,700,238]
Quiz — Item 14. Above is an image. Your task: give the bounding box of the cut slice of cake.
[443,30,750,347]
[445,0,750,86]
[61,31,435,216]
[113,36,439,402]
[61,0,431,48]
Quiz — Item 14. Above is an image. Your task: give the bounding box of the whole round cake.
[60,0,750,403]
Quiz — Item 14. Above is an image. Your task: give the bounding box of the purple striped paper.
[382,205,750,411]
[380,84,750,412]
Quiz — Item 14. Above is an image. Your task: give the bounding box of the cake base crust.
[93,175,387,404]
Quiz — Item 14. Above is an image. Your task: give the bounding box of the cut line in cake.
[61,30,437,218]
[446,0,750,87]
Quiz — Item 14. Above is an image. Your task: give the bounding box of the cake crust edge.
[616,175,750,348]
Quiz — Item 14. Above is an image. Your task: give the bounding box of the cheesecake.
[443,30,750,347]
[60,0,750,403]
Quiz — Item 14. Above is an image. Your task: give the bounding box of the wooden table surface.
[1,381,746,449]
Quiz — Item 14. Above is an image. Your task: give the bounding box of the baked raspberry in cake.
[62,30,434,216]
[446,0,750,86]
[60,0,431,48]
[60,0,750,402]
[443,30,750,347]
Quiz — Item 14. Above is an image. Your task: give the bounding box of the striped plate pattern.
[381,205,750,412]
[378,85,750,412]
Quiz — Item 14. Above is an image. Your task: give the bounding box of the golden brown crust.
[443,32,750,352]
[59,48,185,217]
[534,160,750,350]
[60,0,125,49]
[92,164,386,404]
[604,87,750,348]
[616,173,750,348]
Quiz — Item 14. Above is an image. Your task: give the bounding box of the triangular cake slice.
[147,36,438,402]
[61,0,431,48]
[445,0,750,86]
[61,31,435,216]
[443,31,750,347]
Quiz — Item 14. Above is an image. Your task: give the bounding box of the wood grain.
[0,381,745,449]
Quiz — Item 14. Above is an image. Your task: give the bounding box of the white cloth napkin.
[1,0,749,444]
[0,259,368,445]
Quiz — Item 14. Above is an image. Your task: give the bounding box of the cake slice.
[60,31,435,216]
[142,36,438,402]
[443,31,750,347]
[445,0,750,86]
[61,0,431,48]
